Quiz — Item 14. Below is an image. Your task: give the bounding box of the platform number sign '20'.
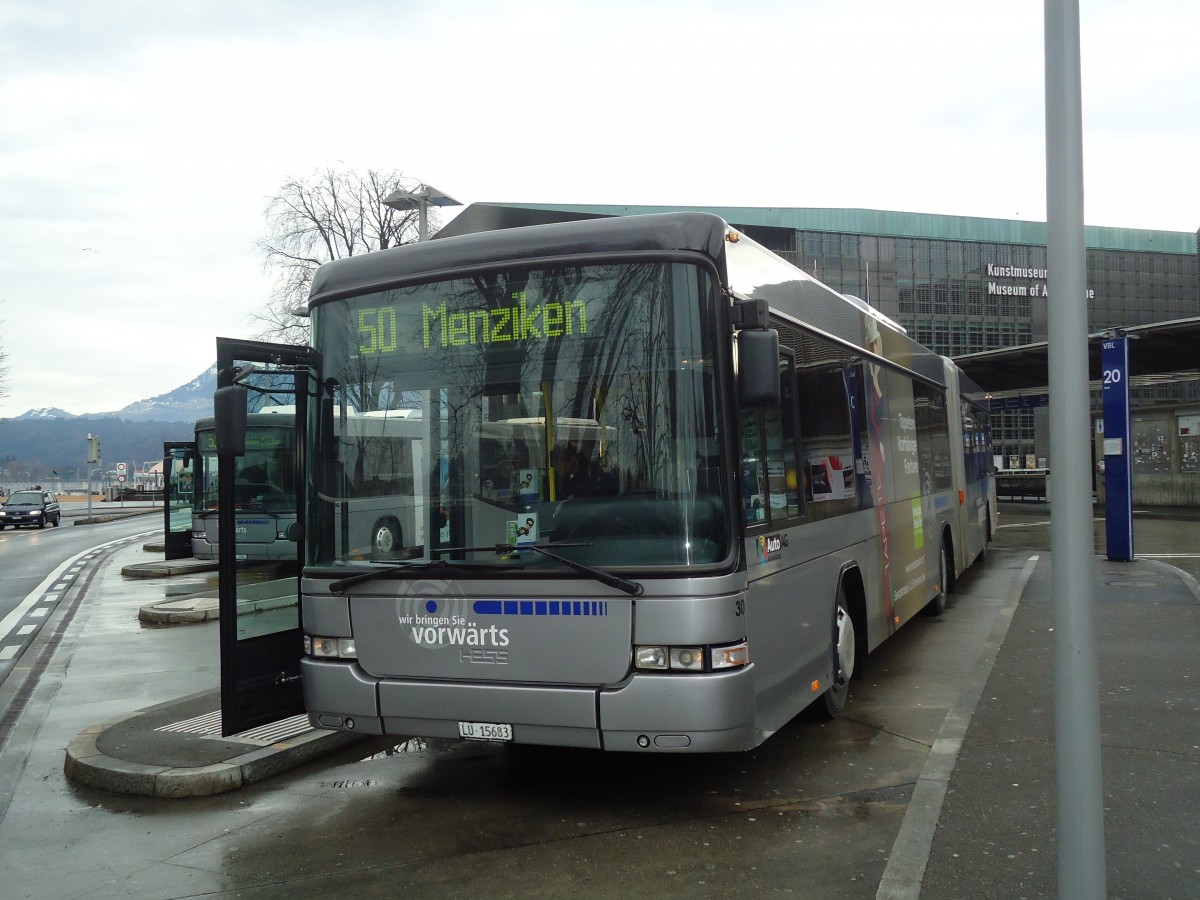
[1102,343,1122,387]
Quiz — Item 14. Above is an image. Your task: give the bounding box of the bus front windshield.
[196,423,296,515]
[309,260,730,572]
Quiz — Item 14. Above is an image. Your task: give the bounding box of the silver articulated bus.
[283,212,995,752]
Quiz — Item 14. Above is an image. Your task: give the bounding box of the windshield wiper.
[429,543,643,596]
[510,543,644,596]
[328,558,514,593]
[330,543,643,597]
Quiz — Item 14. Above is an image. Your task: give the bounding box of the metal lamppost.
[382,184,462,242]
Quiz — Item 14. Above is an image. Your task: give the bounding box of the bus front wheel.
[816,587,856,719]
[371,518,402,560]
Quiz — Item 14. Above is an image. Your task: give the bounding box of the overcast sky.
[1,0,1197,418]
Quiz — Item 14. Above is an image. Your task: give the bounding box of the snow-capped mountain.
[4,366,217,424]
[105,365,217,422]
[11,407,76,420]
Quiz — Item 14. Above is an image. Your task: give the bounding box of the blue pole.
[1101,335,1134,560]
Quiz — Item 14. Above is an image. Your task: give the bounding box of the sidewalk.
[19,540,380,800]
[905,550,1200,898]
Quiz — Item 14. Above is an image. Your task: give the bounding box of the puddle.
[361,737,465,760]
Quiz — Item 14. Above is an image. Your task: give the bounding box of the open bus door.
[162,441,196,560]
[213,337,312,736]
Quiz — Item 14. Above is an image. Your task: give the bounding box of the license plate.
[458,721,512,742]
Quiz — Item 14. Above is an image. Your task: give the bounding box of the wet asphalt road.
[0,502,1196,897]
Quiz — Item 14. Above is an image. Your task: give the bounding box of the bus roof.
[307,212,729,307]
[306,210,949,387]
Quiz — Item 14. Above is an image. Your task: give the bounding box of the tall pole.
[418,198,429,242]
[1044,1,1107,896]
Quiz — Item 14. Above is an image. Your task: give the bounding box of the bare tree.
[0,313,10,402]
[254,167,439,344]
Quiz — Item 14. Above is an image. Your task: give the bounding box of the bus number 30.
[359,307,398,354]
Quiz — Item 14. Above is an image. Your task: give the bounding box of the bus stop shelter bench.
[995,470,1049,501]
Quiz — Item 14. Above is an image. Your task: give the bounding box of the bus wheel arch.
[926,527,954,617]
[371,517,403,559]
[815,567,867,719]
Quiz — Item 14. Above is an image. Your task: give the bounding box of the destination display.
[355,291,591,355]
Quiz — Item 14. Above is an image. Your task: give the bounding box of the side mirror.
[737,328,780,407]
[213,385,248,455]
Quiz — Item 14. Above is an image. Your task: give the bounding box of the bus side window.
[794,341,858,522]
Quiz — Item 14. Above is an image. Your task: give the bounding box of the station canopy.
[952,317,1200,396]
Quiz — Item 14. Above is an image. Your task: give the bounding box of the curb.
[64,715,371,798]
[138,595,219,626]
[121,559,219,579]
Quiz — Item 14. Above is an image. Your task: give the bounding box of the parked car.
[0,489,62,529]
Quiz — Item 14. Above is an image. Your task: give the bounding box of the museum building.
[441,203,1200,476]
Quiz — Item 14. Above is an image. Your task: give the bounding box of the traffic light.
[87,433,101,464]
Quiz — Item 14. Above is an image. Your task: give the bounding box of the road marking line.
[0,646,18,660]
[17,625,35,635]
[0,530,157,637]
[29,608,48,618]
[42,593,60,603]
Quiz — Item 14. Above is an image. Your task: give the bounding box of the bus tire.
[925,537,951,617]
[815,586,856,719]
[371,518,402,560]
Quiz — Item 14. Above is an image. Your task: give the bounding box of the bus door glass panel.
[315,261,730,570]
[163,442,195,560]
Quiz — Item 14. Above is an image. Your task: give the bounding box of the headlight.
[633,640,749,672]
[304,635,357,659]
[634,646,668,670]
[668,647,704,671]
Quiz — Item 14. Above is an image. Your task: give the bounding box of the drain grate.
[155,711,313,746]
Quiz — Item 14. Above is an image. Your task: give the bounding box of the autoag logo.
[396,580,510,660]
[755,532,786,564]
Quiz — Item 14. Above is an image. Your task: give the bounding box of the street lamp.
[382,184,462,242]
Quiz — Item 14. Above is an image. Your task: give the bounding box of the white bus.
[252,212,995,752]
[316,407,426,561]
